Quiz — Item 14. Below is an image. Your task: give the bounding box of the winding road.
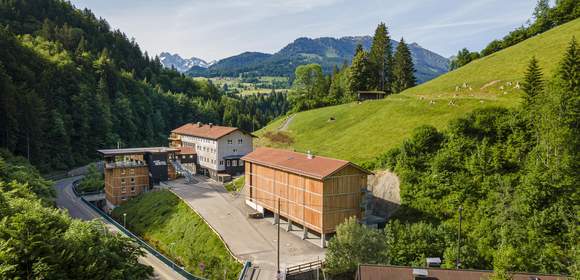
[54,177,187,280]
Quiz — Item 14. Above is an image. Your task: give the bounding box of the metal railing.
[105,161,147,169]
[286,260,324,276]
[73,183,204,280]
[171,160,195,183]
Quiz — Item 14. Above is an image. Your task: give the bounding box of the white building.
[169,122,254,182]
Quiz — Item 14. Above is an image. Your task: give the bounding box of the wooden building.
[241,147,371,247]
[357,91,386,101]
[356,264,571,280]
[98,147,179,211]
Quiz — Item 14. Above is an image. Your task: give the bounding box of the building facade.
[241,147,371,247]
[169,122,254,182]
[98,147,178,211]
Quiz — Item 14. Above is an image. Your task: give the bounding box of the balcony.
[105,161,147,169]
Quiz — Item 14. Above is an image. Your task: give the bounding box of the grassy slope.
[112,190,242,279]
[255,19,580,164]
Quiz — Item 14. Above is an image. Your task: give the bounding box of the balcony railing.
[105,161,147,169]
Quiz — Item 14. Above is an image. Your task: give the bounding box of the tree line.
[325,38,580,279]
[0,0,288,172]
[450,0,579,70]
[288,23,416,112]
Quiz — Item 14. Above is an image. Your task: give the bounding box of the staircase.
[171,160,195,183]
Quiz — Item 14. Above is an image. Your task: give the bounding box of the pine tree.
[349,50,371,94]
[368,22,392,92]
[522,56,544,109]
[558,37,579,94]
[354,43,364,56]
[391,38,416,93]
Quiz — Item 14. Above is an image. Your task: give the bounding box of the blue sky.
[69,0,539,61]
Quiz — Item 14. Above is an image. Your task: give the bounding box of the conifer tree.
[354,43,364,56]
[368,22,392,92]
[522,56,544,109]
[391,37,416,93]
[349,49,371,94]
[558,37,579,94]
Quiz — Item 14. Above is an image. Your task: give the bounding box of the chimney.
[307,150,313,159]
[197,122,202,127]
[209,123,213,128]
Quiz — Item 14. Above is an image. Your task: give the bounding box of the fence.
[286,260,324,277]
[73,181,204,280]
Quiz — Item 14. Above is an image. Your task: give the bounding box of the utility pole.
[123,213,127,228]
[277,197,281,279]
[456,206,463,269]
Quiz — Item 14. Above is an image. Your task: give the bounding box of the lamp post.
[169,242,176,269]
[123,213,127,228]
[456,206,463,269]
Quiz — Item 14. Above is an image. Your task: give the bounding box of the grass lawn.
[255,18,580,165]
[224,176,245,192]
[112,190,242,279]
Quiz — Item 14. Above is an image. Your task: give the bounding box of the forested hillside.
[0,149,153,279]
[325,37,579,279]
[0,0,288,172]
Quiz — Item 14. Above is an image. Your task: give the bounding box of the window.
[189,155,193,159]
[239,160,244,167]
[130,168,135,174]
[121,178,126,185]
[121,186,127,193]
[219,160,224,166]
[233,149,238,153]
[121,196,127,201]
[121,169,126,175]
[131,186,136,193]
[232,160,237,167]
[227,139,233,145]
[226,160,231,167]
[131,177,135,184]
[238,139,243,144]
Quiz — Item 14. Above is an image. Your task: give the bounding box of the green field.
[255,18,580,164]
[224,176,245,192]
[194,76,289,95]
[112,190,242,279]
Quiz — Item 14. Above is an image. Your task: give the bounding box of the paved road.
[278,114,295,132]
[54,177,187,280]
[168,177,325,279]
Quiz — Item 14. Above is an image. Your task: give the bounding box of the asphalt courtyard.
[167,176,325,280]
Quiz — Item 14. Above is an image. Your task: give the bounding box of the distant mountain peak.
[159,52,213,72]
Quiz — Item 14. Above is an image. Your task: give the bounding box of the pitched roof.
[241,147,371,180]
[177,146,196,155]
[171,123,239,140]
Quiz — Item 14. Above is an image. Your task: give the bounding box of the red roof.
[241,147,371,180]
[172,123,239,140]
[178,146,196,155]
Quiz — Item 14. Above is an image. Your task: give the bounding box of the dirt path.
[278,114,295,131]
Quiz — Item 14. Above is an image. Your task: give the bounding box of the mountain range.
[159,52,215,72]
[163,36,450,83]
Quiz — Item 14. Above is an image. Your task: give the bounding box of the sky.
[69,0,538,61]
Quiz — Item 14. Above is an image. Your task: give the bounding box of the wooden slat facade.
[245,162,367,234]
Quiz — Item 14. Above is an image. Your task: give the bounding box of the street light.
[169,242,176,269]
[123,213,127,228]
[456,206,463,269]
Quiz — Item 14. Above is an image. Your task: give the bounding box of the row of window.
[121,186,136,194]
[226,139,244,145]
[199,156,216,165]
[120,168,135,175]
[120,177,136,184]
